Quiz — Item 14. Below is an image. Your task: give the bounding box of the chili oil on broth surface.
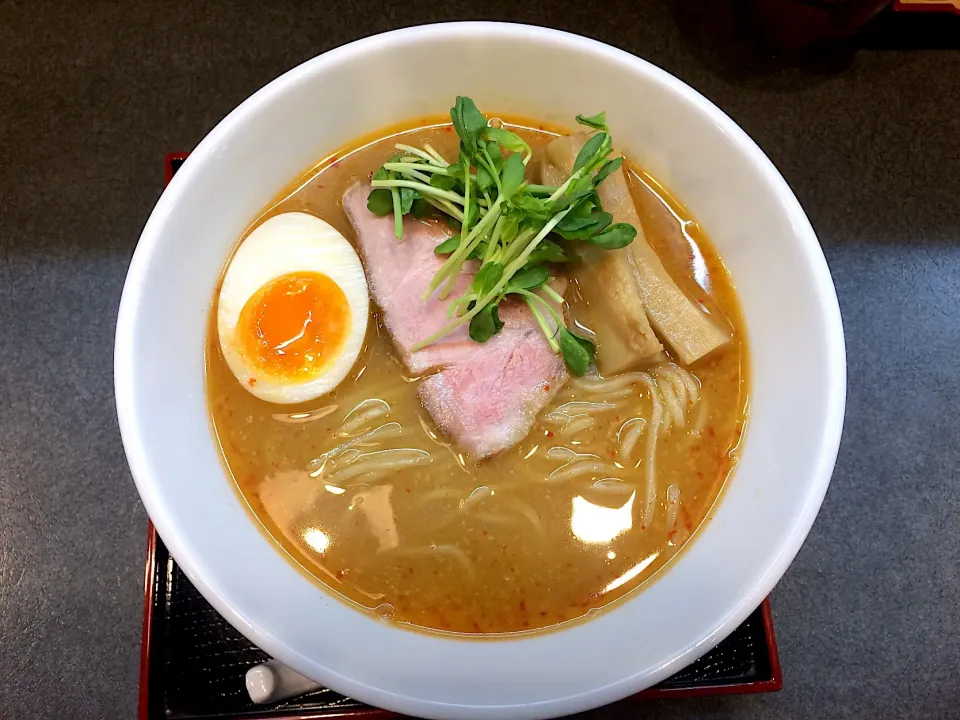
[206,117,748,635]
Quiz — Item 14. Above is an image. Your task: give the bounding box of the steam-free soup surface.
[207,118,748,634]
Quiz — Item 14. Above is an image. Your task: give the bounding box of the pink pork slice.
[343,182,568,457]
[418,302,568,457]
[343,182,477,375]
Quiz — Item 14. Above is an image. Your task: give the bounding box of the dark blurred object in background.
[747,0,892,49]
[671,0,960,80]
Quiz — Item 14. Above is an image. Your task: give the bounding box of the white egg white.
[217,212,369,404]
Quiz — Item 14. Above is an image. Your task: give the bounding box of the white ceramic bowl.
[115,23,845,720]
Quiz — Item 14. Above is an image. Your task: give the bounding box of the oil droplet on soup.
[206,117,748,635]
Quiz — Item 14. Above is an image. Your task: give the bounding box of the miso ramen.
[207,104,748,634]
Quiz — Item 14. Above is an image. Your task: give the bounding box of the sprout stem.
[371,179,465,205]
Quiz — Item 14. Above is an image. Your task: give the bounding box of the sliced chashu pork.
[342,183,478,375]
[542,133,730,367]
[418,298,568,458]
[343,183,567,457]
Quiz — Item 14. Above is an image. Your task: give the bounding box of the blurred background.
[0,1,957,718]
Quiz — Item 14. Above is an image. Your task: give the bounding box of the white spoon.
[245,659,322,704]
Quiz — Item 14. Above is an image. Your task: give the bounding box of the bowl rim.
[116,21,846,719]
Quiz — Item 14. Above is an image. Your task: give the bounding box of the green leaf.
[556,211,609,232]
[528,239,576,264]
[550,179,597,212]
[464,202,480,228]
[576,111,608,132]
[367,188,393,216]
[586,222,637,249]
[399,186,419,215]
[434,234,461,256]
[450,107,466,150]
[500,152,526,198]
[558,327,595,376]
[412,197,430,219]
[430,173,458,192]
[483,127,528,154]
[471,262,504,296]
[573,132,607,173]
[573,331,596,360]
[468,240,488,260]
[593,157,623,187]
[486,142,502,167]
[554,211,613,241]
[506,265,549,292]
[511,194,553,220]
[568,196,597,219]
[469,301,504,342]
[476,165,495,192]
[372,166,391,182]
[500,211,521,242]
[451,96,488,155]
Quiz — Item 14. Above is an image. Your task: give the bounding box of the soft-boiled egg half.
[217,212,369,404]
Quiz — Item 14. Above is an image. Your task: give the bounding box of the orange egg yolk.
[237,271,350,382]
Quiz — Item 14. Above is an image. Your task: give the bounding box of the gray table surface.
[1,1,958,718]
